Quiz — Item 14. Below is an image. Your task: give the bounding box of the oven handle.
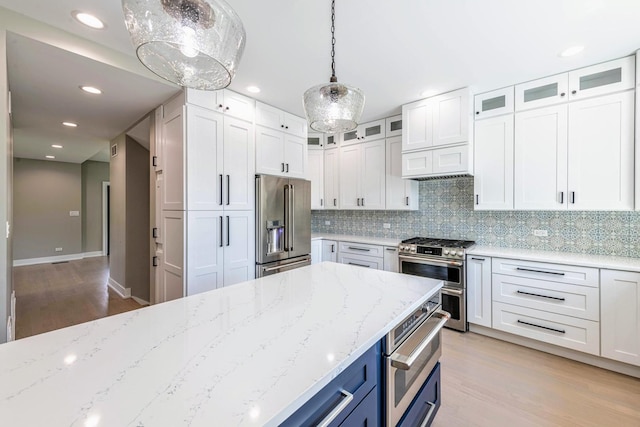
[399,255,463,267]
[390,310,450,370]
[441,287,463,296]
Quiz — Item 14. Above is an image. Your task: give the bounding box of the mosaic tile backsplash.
[311,177,640,258]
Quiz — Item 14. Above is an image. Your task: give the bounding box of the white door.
[311,240,322,264]
[256,125,285,176]
[514,105,568,210]
[255,101,284,130]
[432,88,469,147]
[402,98,432,151]
[308,150,324,209]
[567,91,634,210]
[223,211,255,286]
[386,136,418,210]
[284,134,307,179]
[186,105,223,211]
[221,89,255,122]
[161,210,185,300]
[466,256,492,327]
[383,247,399,272]
[161,104,185,210]
[601,269,640,366]
[361,139,386,209]
[474,115,514,210]
[223,117,254,211]
[324,148,340,209]
[283,112,308,139]
[322,240,338,262]
[186,211,223,296]
[339,144,361,209]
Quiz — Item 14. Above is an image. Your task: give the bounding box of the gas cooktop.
[399,237,476,259]
[400,237,476,249]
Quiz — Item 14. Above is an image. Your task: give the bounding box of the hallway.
[13,256,142,339]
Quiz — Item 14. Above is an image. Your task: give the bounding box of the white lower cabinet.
[601,269,640,366]
[311,240,322,264]
[337,241,384,270]
[339,253,383,270]
[160,210,186,301]
[466,256,492,327]
[322,240,338,262]
[383,247,399,273]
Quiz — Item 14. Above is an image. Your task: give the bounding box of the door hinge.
[152,256,159,267]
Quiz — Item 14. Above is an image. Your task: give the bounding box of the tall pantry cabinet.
[154,89,256,302]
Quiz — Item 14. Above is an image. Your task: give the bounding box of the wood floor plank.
[433,329,640,427]
[13,256,142,339]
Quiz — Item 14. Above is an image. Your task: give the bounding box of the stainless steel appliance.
[255,175,311,277]
[384,296,449,426]
[398,238,476,332]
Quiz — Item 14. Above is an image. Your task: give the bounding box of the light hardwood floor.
[433,329,640,427]
[13,256,142,339]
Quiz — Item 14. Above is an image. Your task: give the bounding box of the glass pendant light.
[122,0,246,90]
[303,0,365,134]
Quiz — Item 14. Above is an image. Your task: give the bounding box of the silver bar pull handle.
[390,311,450,370]
[348,246,370,252]
[262,258,310,272]
[290,184,295,251]
[517,290,566,301]
[284,185,290,252]
[226,175,230,205]
[386,247,396,252]
[348,262,370,268]
[316,389,354,427]
[517,319,565,334]
[419,401,437,427]
[516,267,565,276]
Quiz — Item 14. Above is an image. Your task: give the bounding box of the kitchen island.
[0,262,442,426]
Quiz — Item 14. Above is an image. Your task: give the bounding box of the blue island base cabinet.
[397,363,441,427]
[281,342,381,426]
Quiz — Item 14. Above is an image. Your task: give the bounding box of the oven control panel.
[398,244,466,259]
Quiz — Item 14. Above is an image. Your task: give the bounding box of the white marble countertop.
[311,233,402,247]
[468,245,640,272]
[0,262,442,427]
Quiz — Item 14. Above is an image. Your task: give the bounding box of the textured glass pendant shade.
[122,0,246,90]
[303,81,365,133]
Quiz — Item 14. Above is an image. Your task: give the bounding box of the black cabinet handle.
[226,216,230,246]
[320,198,323,206]
[281,162,285,172]
[333,198,337,207]
[571,90,577,95]
[152,256,158,267]
[219,174,224,205]
[152,156,158,167]
[471,257,485,261]
[517,320,565,334]
[219,216,223,247]
[281,124,284,128]
[152,227,158,239]
[225,106,229,111]
[560,92,566,97]
[226,175,230,205]
[218,104,224,109]
[517,290,566,301]
[559,191,564,204]
[516,267,565,276]
[475,194,479,205]
[405,196,409,206]
[286,163,289,173]
[570,191,576,204]
[476,111,480,115]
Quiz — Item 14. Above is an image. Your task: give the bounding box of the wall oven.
[398,238,475,332]
[384,298,450,426]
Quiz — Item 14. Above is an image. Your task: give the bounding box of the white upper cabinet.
[185,88,255,122]
[341,119,386,146]
[307,132,325,150]
[325,134,340,148]
[161,94,185,211]
[308,150,324,209]
[568,56,635,101]
[256,101,308,138]
[474,114,514,210]
[474,87,514,119]
[515,74,569,111]
[385,115,403,138]
[339,139,386,210]
[386,136,418,210]
[255,126,308,179]
[222,117,255,211]
[402,97,432,151]
[432,88,470,147]
[324,147,340,209]
[514,105,568,210]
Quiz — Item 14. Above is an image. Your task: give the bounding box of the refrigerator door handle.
[290,184,295,252]
[284,184,290,252]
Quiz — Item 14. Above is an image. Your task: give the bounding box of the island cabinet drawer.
[338,253,384,270]
[339,242,384,258]
[281,342,380,427]
[492,302,600,355]
[492,274,599,321]
[398,362,441,427]
[492,258,599,287]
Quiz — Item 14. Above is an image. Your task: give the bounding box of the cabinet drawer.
[339,242,384,257]
[281,342,380,427]
[492,302,599,355]
[398,363,441,427]
[338,387,379,427]
[492,274,599,321]
[492,258,599,287]
[339,254,383,270]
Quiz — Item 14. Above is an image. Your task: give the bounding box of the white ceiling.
[2,0,640,163]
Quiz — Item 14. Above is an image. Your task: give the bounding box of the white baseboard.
[83,251,104,259]
[13,252,107,267]
[131,296,150,306]
[108,277,131,298]
[469,324,640,379]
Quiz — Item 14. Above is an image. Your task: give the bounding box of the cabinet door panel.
[185,87,223,111]
[223,211,255,286]
[361,140,386,209]
[223,118,254,211]
[386,136,418,210]
[307,132,325,150]
[383,247,399,272]
[514,105,568,210]
[324,148,340,209]
[284,134,307,178]
[255,101,283,130]
[284,112,308,138]
[474,87,514,119]
[567,91,634,210]
[402,150,433,177]
[569,56,635,100]
[161,104,185,210]
[466,256,492,327]
[601,270,640,366]
[432,145,469,175]
[161,210,184,298]
[402,98,432,151]
[432,89,469,146]
[309,150,324,209]
[186,105,223,210]
[339,145,361,209]
[186,211,223,296]
[222,90,255,122]
[322,240,338,262]
[359,118,386,142]
[256,126,285,176]
[386,114,403,137]
[515,74,568,111]
[474,115,514,210]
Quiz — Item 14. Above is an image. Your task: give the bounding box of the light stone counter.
[0,262,442,426]
[468,245,640,272]
[311,233,402,247]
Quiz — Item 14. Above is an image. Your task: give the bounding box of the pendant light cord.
[330,0,337,82]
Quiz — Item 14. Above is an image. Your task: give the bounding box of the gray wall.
[109,133,126,287]
[81,160,109,253]
[13,158,82,260]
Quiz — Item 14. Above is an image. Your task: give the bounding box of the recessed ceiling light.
[62,122,78,127]
[51,144,63,149]
[72,11,105,30]
[45,155,55,159]
[80,86,102,95]
[560,45,585,57]
[247,86,261,93]
[420,89,438,98]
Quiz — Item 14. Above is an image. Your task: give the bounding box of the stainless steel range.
[398,238,476,332]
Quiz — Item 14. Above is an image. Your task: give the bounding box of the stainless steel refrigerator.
[255,175,312,277]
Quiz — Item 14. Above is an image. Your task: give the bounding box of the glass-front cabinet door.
[386,115,402,137]
[474,87,514,119]
[568,56,635,100]
[307,132,324,150]
[515,73,569,111]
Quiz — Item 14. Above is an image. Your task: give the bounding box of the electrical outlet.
[324,221,331,225]
[383,223,391,229]
[533,230,548,237]
[55,247,63,252]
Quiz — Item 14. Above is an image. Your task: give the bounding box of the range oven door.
[399,255,463,287]
[441,287,466,331]
[385,311,450,427]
